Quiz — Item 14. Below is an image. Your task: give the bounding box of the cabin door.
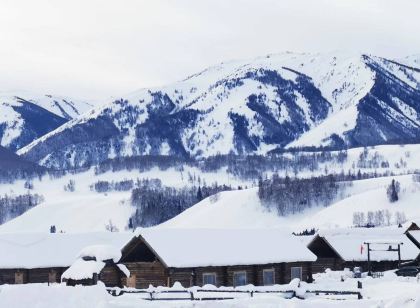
[49,270,57,283]
[14,272,24,284]
[127,275,136,288]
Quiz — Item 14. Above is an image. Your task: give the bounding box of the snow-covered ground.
[0,165,248,233]
[2,271,420,307]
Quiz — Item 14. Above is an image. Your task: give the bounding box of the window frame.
[202,272,217,286]
[290,266,302,281]
[262,268,275,286]
[233,271,247,287]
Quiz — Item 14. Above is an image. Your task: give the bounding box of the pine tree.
[197,186,203,201]
[386,179,400,203]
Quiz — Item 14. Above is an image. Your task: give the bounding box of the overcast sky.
[0,0,419,100]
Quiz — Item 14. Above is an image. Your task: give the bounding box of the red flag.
[360,244,364,255]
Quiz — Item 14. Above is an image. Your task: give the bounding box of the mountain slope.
[17,52,420,169]
[0,93,92,152]
[0,146,44,181]
[162,174,420,231]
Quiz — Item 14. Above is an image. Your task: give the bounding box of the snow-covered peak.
[0,91,93,120]
[0,91,94,151]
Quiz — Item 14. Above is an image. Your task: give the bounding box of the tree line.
[258,174,350,216]
[129,179,232,227]
[0,193,44,224]
[353,210,407,227]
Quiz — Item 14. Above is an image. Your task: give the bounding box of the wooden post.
[398,244,401,268]
[367,243,372,276]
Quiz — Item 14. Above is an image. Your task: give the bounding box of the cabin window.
[202,273,217,286]
[263,269,275,285]
[233,271,247,287]
[290,267,302,281]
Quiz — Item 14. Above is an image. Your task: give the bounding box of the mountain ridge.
[0,92,93,152]
[16,52,420,169]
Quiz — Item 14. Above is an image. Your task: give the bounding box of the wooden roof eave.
[120,234,169,269]
[307,234,345,262]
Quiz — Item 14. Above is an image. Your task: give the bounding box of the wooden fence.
[106,287,363,301]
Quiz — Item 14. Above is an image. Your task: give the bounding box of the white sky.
[0,0,419,100]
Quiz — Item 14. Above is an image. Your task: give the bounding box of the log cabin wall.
[121,262,315,288]
[0,267,66,285]
[255,264,284,285]
[99,264,123,287]
[122,261,167,289]
[193,266,227,287]
[225,265,256,286]
[312,257,343,274]
[0,269,18,284]
[283,262,312,283]
[168,268,194,287]
[27,267,66,284]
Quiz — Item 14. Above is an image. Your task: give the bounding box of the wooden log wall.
[99,265,123,287]
[122,261,167,289]
[312,258,342,274]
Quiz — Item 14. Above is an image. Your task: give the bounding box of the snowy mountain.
[17,52,420,168]
[0,93,92,151]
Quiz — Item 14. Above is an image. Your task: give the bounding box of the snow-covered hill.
[0,93,92,151]
[2,143,420,233]
[163,174,420,231]
[17,52,420,169]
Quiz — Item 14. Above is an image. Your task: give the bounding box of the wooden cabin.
[0,232,132,285]
[61,244,130,287]
[308,228,419,274]
[0,229,317,288]
[119,228,317,288]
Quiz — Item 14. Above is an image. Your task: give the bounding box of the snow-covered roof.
[133,228,317,268]
[61,259,105,281]
[314,228,419,262]
[78,244,122,262]
[0,232,133,269]
[62,244,130,281]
